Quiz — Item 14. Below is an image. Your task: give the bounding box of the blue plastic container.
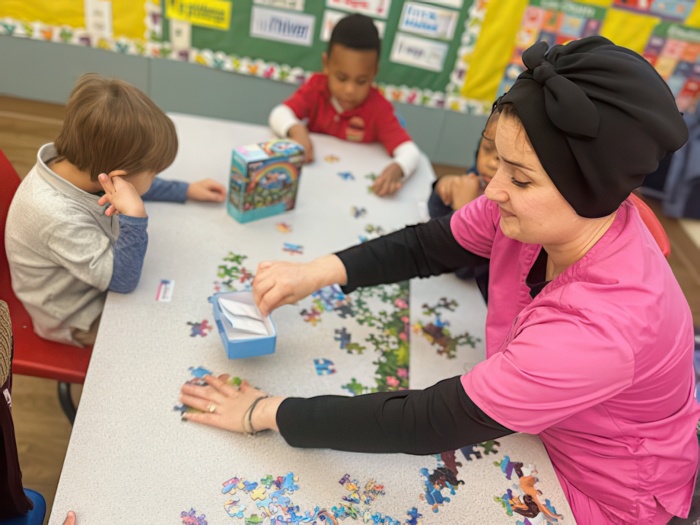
[211,291,276,359]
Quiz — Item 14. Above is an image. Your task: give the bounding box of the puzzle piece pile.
[218,472,416,524]
[492,456,564,524]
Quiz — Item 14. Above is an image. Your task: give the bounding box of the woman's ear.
[321,52,329,74]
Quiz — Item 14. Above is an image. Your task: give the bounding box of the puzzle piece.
[188,366,213,378]
[406,507,423,525]
[224,500,245,519]
[283,242,304,255]
[494,489,515,516]
[313,358,336,375]
[460,445,483,461]
[242,480,258,493]
[333,303,355,319]
[180,508,207,525]
[479,440,500,455]
[276,222,292,233]
[173,404,191,416]
[324,154,340,163]
[260,474,275,488]
[334,327,351,349]
[277,472,299,493]
[338,171,355,180]
[250,485,267,501]
[300,307,321,326]
[187,320,212,337]
[351,206,366,218]
[342,377,367,396]
[222,476,243,494]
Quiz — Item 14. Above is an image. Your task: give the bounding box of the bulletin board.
[161,0,475,101]
[487,0,700,113]
[0,0,147,42]
[1,0,700,114]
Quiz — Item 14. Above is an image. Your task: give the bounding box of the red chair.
[629,192,671,259]
[0,148,91,424]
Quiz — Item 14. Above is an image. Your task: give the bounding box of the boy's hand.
[437,172,481,210]
[97,172,146,218]
[187,179,226,203]
[288,124,314,164]
[373,162,404,197]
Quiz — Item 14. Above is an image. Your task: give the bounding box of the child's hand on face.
[373,162,403,197]
[187,179,226,203]
[97,172,146,218]
[288,124,314,164]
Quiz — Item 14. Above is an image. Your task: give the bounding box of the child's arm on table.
[373,106,420,196]
[269,104,314,163]
[374,141,421,196]
[142,178,225,203]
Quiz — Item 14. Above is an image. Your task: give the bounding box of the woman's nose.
[484,172,508,202]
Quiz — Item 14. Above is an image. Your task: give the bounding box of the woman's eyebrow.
[499,154,535,172]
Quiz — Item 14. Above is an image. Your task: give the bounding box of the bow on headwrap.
[498,36,688,218]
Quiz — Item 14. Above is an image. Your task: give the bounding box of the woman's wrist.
[310,254,348,289]
[252,396,285,433]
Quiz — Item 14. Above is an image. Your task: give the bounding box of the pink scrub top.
[453,196,699,524]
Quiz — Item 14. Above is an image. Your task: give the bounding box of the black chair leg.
[58,382,76,425]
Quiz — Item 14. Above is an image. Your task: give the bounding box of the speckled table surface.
[50,114,576,525]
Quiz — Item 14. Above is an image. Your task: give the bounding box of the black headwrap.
[498,36,688,218]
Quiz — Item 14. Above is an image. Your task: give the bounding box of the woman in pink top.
[179,37,699,524]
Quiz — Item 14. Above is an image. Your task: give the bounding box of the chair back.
[0,149,91,384]
[629,193,671,259]
[0,489,47,524]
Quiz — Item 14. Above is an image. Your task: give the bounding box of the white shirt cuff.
[269,104,301,137]
[392,141,420,180]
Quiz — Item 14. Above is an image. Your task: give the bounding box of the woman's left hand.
[180,374,282,433]
[186,179,226,202]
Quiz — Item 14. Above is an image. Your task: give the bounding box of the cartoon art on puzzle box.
[228,139,305,223]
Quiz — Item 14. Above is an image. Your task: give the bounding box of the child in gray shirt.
[5,73,226,346]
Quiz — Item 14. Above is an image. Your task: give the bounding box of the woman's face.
[484,114,584,246]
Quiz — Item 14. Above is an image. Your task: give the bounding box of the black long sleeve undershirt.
[335,214,489,293]
[277,376,513,455]
[276,216,510,454]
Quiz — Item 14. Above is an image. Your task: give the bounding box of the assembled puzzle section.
[227,139,305,223]
[211,291,276,359]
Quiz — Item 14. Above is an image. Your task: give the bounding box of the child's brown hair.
[54,73,178,181]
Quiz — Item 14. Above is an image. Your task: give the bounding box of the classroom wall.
[0,36,486,167]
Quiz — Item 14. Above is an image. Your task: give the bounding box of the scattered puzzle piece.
[313,358,336,375]
[276,222,292,233]
[333,327,351,349]
[351,206,366,218]
[282,242,304,255]
[338,171,355,180]
[324,154,340,163]
[187,320,212,337]
[180,508,207,525]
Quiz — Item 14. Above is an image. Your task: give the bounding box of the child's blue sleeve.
[142,178,189,203]
[109,215,148,293]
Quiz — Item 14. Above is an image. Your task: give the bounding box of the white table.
[50,114,575,524]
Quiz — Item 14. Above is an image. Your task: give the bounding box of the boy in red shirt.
[269,14,420,197]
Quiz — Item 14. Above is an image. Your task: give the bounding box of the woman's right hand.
[253,255,347,316]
